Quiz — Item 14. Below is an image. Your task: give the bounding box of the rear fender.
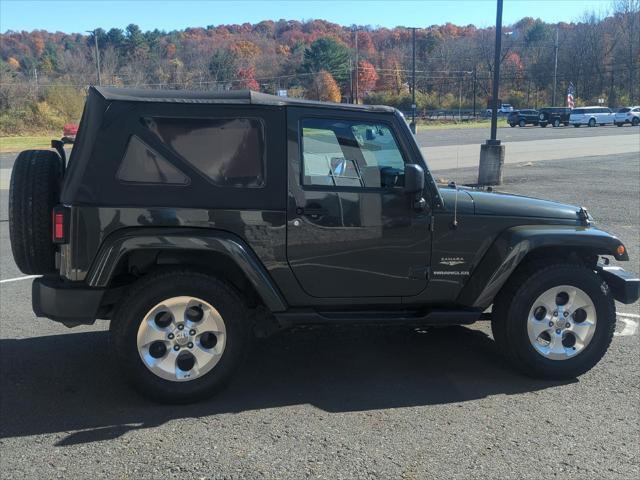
[457,225,628,309]
[86,227,287,312]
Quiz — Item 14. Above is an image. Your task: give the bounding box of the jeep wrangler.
[9,87,639,403]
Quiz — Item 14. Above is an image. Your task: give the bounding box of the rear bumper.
[599,266,640,304]
[32,277,105,326]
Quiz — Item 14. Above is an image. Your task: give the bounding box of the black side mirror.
[404,163,425,194]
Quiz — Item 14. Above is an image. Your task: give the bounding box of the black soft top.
[62,86,397,210]
[93,86,395,112]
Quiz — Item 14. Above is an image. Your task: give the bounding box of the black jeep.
[537,107,572,127]
[507,109,539,127]
[9,87,639,403]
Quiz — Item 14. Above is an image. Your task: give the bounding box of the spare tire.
[9,149,63,274]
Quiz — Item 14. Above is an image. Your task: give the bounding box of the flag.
[567,83,575,109]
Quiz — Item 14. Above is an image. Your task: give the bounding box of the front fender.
[457,225,628,309]
[86,227,288,312]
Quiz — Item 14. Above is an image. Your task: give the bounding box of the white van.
[569,106,614,127]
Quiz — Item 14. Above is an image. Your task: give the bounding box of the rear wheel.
[509,122,516,128]
[588,118,596,127]
[553,119,561,127]
[632,117,639,126]
[492,264,615,379]
[519,119,526,127]
[110,269,251,403]
[9,149,63,274]
[615,122,623,127]
[540,122,548,128]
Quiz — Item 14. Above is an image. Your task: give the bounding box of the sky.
[1,0,612,33]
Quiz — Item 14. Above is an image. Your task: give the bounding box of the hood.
[466,189,580,220]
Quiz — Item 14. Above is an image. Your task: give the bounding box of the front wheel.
[539,122,548,128]
[588,118,596,127]
[553,119,561,127]
[632,117,639,126]
[519,119,526,127]
[492,264,615,379]
[110,269,251,403]
[509,122,516,127]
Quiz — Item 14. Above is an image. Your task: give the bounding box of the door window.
[301,118,407,189]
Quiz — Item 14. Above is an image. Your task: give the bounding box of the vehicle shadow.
[0,325,572,446]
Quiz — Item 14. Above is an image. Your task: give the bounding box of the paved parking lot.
[0,127,638,479]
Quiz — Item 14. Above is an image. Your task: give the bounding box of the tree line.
[0,0,638,133]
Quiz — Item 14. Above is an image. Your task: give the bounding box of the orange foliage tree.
[357,60,378,99]
[308,70,341,102]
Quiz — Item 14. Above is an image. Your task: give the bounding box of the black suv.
[537,107,572,127]
[507,109,539,127]
[9,87,639,403]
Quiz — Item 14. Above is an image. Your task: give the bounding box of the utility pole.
[33,67,38,95]
[411,27,417,134]
[87,29,102,86]
[354,28,359,104]
[478,0,505,186]
[472,67,477,119]
[552,26,558,106]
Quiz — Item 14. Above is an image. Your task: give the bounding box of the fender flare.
[86,227,287,312]
[457,225,628,309]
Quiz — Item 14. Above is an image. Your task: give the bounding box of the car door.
[285,108,431,298]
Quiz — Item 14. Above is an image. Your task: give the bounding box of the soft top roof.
[93,86,395,113]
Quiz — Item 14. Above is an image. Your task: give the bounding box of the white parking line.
[0,275,39,284]
[615,317,639,337]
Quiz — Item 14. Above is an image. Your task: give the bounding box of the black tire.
[539,122,547,128]
[564,122,570,126]
[615,122,623,127]
[553,119,561,127]
[519,119,526,127]
[632,117,639,126]
[9,149,63,274]
[110,269,251,403]
[574,124,581,128]
[492,264,615,380]
[509,122,516,128]
[588,118,596,127]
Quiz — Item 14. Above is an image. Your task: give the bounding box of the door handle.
[296,207,328,217]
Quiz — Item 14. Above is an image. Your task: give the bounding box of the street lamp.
[477,0,505,185]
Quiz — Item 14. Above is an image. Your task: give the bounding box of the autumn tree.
[236,66,260,90]
[209,49,238,86]
[357,60,378,99]
[308,70,341,102]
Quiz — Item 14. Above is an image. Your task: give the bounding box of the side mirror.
[404,164,425,194]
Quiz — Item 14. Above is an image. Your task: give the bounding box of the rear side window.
[618,108,631,113]
[117,135,190,185]
[144,117,265,188]
[572,109,584,115]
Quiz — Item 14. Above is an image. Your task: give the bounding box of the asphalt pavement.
[0,127,639,479]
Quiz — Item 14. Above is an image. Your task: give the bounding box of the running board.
[274,309,483,327]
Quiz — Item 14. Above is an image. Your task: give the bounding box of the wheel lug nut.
[553,311,558,317]
[555,329,561,334]
[548,321,554,327]
[173,345,180,351]
[168,333,175,340]
[187,342,194,349]
[189,329,196,336]
[563,311,569,317]
[565,323,571,328]
[177,324,184,330]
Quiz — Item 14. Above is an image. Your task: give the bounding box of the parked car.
[570,106,614,127]
[508,109,539,127]
[614,106,640,126]
[9,87,639,403]
[62,123,78,143]
[486,103,514,115]
[537,107,572,127]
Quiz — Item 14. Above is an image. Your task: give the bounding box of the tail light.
[52,206,69,244]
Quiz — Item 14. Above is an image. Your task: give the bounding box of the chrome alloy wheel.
[136,296,226,381]
[527,285,597,360]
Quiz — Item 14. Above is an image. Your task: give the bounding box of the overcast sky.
[1,0,612,33]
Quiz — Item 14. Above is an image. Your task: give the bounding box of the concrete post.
[478,140,505,185]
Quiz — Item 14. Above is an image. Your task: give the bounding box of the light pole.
[478,0,505,185]
[552,26,559,106]
[411,27,417,134]
[87,29,102,86]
